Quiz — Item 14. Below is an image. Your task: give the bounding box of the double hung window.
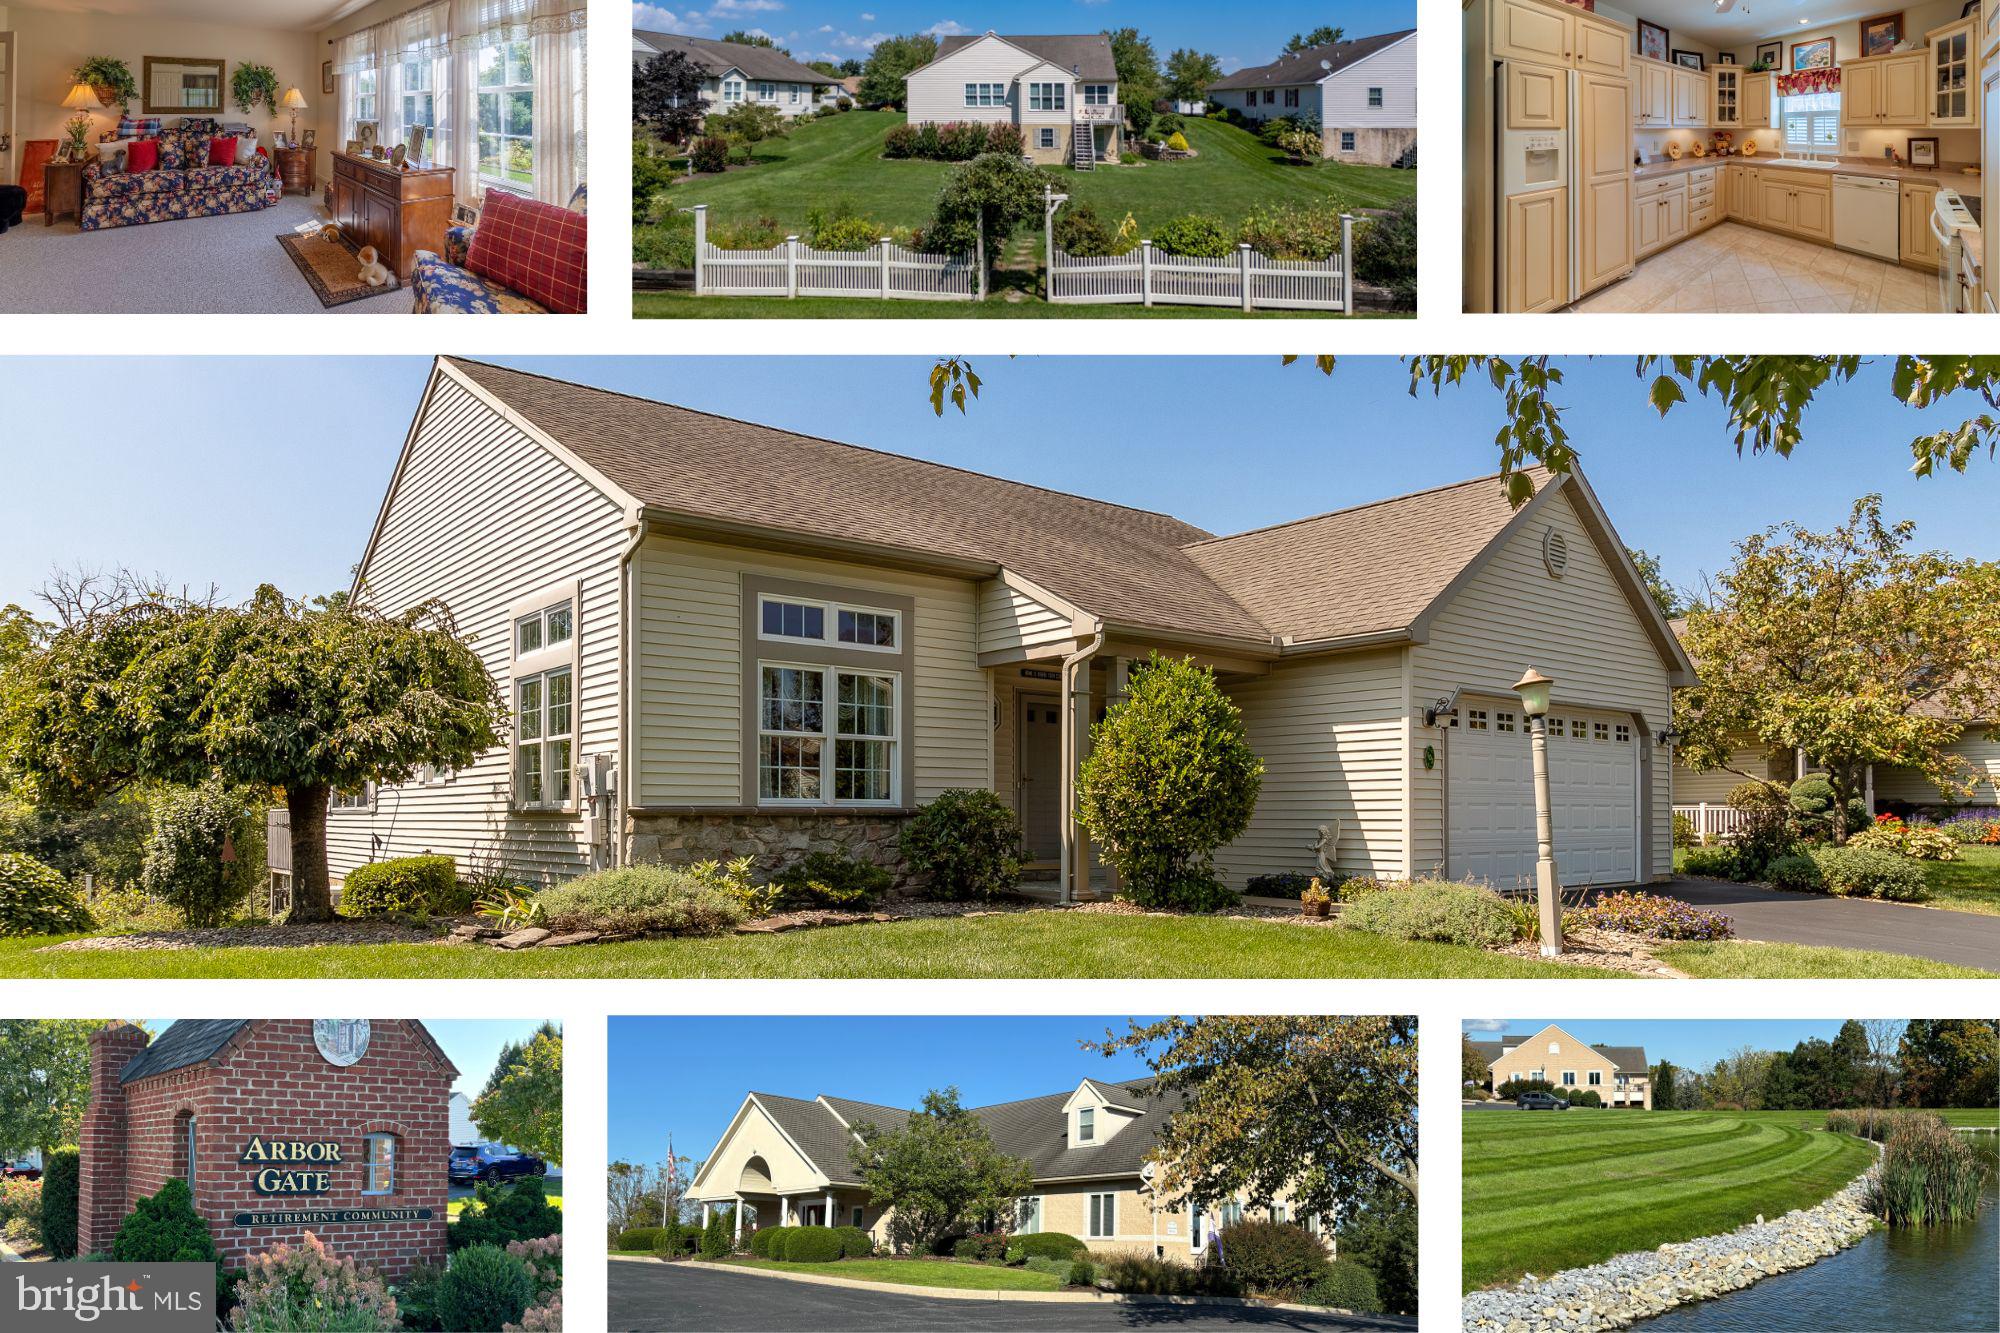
[363,1133,397,1194]
[477,40,535,190]
[514,592,576,809]
[1028,82,1067,111]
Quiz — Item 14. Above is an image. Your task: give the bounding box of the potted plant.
[73,57,138,113]
[1300,877,1333,918]
[231,62,281,117]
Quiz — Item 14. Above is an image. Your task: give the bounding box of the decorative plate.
[1666,142,1683,160]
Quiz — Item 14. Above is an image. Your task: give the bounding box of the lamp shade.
[282,87,309,111]
[61,83,104,112]
[1511,669,1554,718]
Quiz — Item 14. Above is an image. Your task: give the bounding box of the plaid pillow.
[465,189,587,315]
[115,116,163,140]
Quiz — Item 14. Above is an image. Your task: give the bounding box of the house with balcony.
[904,32,1123,168]
[1207,29,1417,166]
[632,30,840,120]
[1469,1025,1651,1108]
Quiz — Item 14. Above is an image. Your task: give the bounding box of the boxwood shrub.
[1305,1259,1381,1313]
[832,1225,873,1257]
[40,1146,79,1259]
[1679,845,1743,879]
[615,1227,666,1251]
[340,855,457,917]
[1764,852,1824,894]
[782,1226,843,1262]
[748,1225,789,1258]
[899,789,1023,900]
[1809,846,1929,901]
[1341,881,1515,949]
[436,1244,535,1332]
[1006,1231,1086,1262]
[0,852,95,937]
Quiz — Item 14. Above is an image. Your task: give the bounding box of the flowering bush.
[505,1292,562,1331]
[1569,891,1734,941]
[1937,809,2000,844]
[0,1176,42,1246]
[505,1233,562,1298]
[229,1231,399,1332]
[1849,815,1959,861]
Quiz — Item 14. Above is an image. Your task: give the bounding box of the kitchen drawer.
[1687,166,1717,189]
[1691,204,1716,230]
[1637,173,1687,198]
[1688,177,1717,202]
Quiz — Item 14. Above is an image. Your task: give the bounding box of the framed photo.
[1673,49,1706,71]
[406,124,427,164]
[1908,135,1939,167]
[1638,18,1669,63]
[344,138,363,155]
[321,60,335,96]
[1860,12,1904,56]
[1792,37,1834,70]
[1755,40,1783,69]
[301,128,316,151]
[356,120,378,153]
[1717,52,1737,65]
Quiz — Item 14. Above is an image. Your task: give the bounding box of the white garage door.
[1447,702,1639,889]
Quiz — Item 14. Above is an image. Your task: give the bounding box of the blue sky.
[2,356,1993,616]
[1460,1020,1897,1074]
[140,1018,552,1099]
[607,1015,1159,1167]
[629,1,1416,74]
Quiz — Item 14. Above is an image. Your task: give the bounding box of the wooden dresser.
[272,146,315,196]
[329,152,455,281]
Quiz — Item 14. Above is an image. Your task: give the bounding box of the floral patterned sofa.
[81,122,280,232]
[411,184,586,314]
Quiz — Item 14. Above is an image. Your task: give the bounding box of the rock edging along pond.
[1462,1164,1878,1333]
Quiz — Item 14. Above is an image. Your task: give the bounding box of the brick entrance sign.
[79,1020,455,1279]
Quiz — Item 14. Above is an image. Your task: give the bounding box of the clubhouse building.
[1469,1024,1652,1108]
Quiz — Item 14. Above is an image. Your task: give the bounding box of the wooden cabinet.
[1671,66,1708,127]
[1901,180,1942,268]
[1574,18,1629,76]
[1730,166,1762,224]
[41,159,83,226]
[1712,66,1741,127]
[272,146,314,196]
[1929,17,1979,127]
[1844,59,1882,123]
[1577,72,1633,295]
[1686,166,1717,232]
[1634,175,1688,258]
[328,151,455,282]
[1742,71,1773,128]
[1505,186,1569,312]
[1792,182,1832,237]
[1506,62,1568,130]
[1844,52,1928,126]
[1756,171,1834,241]
[1492,0,1628,74]
[1634,58,1671,126]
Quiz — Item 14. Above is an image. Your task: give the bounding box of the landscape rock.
[540,932,601,948]
[494,927,552,950]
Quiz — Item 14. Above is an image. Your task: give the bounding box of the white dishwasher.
[1833,174,1900,259]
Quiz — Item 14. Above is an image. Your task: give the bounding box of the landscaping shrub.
[1076,654,1261,912]
[1304,1259,1381,1313]
[837,97,854,111]
[1789,776,1869,839]
[615,1227,666,1252]
[392,1262,447,1332]
[634,211,697,270]
[1165,131,1191,152]
[926,152,1046,257]
[651,1225,697,1258]
[1341,880,1515,949]
[1849,815,1959,861]
[1726,781,1800,877]
[1022,1255,1074,1278]
[139,779,262,927]
[985,123,1024,156]
[449,1179,564,1253]
[1679,845,1743,879]
[1006,1231,1086,1262]
[690,136,729,173]
[1067,1257,1096,1288]
[1673,812,1698,848]
[1237,203,1343,260]
[710,215,787,250]
[231,1231,399,1332]
[1154,112,1186,138]
[914,122,944,158]
[1353,198,1417,308]
[782,1226,844,1262]
[1216,1220,1331,1298]
[1871,1113,1984,1225]
[770,852,892,908]
[883,123,918,157]
[531,864,747,937]
[436,1244,535,1333]
[40,1145,79,1258]
[0,1177,41,1247]
[899,789,1023,900]
[1764,852,1825,894]
[1808,846,1929,901]
[1150,213,1235,258]
[1569,890,1734,940]
[700,1209,732,1259]
[1568,1089,1603,1107]
[1246,872,1319,898]
[340,854,457,918]
[937,121,990,160]
[1495,1078,1556,1101]
[506,1234,561,1299]
[113,1177,217,1264]
[1100,1253,1241,1297]
[1052,202,1117,257]
[813,214,883,251]
[833,1225,873,1257]
[0,851,95,936]
[952,1230,1011,1262]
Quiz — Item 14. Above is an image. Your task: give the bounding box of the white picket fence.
[691,205,983,301]
[1675,803,1750,844]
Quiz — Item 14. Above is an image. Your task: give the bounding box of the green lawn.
[1920,845,2000,915]
[1656,940,1998,979]
[1462,1110,1878,1291]
[650,110,1416,237]
[719,1255,1061,1292]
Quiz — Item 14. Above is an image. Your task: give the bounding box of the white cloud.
[1462,1019,1509,1032]
[832,29,893,50]
[708,0,785,12]
[859,11,875,19]
[633,4,690,30]
[925,19,970,36]
[816,23,833,32]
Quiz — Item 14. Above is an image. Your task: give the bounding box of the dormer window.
[1078,1106,1095,1143]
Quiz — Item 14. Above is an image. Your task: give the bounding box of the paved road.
[609,1259,1416,1332]
[1590,878,2000,971]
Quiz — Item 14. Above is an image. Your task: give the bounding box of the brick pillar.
[79,1022,149,1257]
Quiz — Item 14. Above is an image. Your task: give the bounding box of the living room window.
[400,59,437,148]
[355,69,379,126]
[756,665,899,804]
[512,586,577,811]
[757,81,776,101]
[477,40,535,192]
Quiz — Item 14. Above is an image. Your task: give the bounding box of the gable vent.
[1542,528,1570,579]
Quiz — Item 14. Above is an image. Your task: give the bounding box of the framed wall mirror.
[142,56,224,115]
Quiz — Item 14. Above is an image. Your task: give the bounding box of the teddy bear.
[356,245,393,289]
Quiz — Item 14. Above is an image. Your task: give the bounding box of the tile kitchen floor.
[1567,222,1935,313]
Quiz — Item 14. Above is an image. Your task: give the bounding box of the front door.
[1018,693,1062,862]
[800,1203,826,1226]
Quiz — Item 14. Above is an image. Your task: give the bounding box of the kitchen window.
[1781,91,1840,154]
[363,1133,397,1195]
[757,665,898,803]
[1028,82,1066,111]
[965,82,1006,107]
[1087,1192,1116,1238]
[1078,1106,1095,1142]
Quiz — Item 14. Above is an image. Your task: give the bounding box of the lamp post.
[1512,668,1563,957]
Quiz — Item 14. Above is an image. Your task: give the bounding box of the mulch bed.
[39,917,456,952]
[1489,926,1689,977]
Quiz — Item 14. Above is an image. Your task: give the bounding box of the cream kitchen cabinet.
[1506,186,1570,313]
[1757,172,1834,241]
[1729,166,1762,224]
[1741,71,1773,128]
[1843,52,1929,126]
[1634,57,1672,127]
[1901,179,1942,269]
[1635,175,1689,258]
[1577,72,1635,295]
[1492,0,1628,74]
[1671,65,1709,127]
[1686,165,1718,232]
[1929,17,1979,127]
[1712,66,1742,127]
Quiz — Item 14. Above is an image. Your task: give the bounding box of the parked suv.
[1516,1091,1570,1110]
[1,1159,40,1179]
[450,1144,548,1184]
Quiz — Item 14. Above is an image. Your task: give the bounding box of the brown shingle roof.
[1208,30,1415,92]
[932,33,1118,81]
[446,359,1270,643]
[1183,469,1556,646]
[633,31,839,86]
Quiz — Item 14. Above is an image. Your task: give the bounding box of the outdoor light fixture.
[1511,669,1553,718]
[1657,725,1681,747]
[1512,669,1564,957]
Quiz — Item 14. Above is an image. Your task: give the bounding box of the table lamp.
[282,87,309,144]
[60,83,103,161]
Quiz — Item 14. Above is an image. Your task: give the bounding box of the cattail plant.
[1868,1113,1987,1226]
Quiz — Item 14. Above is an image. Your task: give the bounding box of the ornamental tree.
[850,1087,1034,1256]
[473,1023,564,1164]
[0,1019,105,1157]
[1673,496,2000,840]
[857,33,937,109]
[1090,1016,1417,1221]
[634,50,708,145]
[6,584,504,924]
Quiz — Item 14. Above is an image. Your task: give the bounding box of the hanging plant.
[231,62,282,117]
[73,57,138,113]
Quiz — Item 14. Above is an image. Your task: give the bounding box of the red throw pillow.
[126,139,159,173]
[465,190,588,315]
[206,136,238,167]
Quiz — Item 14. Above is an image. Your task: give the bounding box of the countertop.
[1632,154,1981,186]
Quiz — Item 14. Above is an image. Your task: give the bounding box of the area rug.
[277,229,403,308]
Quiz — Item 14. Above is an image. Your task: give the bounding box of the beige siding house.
[904,32,1123,167]
[1207,30,1418,166]
[686,1075,1323,1259]
[1469,1024,1651,1108]
[315,359,1694,899]
[633,30,839,120]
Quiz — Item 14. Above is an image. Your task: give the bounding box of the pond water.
[1635,1135,1998,1332]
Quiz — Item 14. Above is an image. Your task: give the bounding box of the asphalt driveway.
[1602,878,2000,970]
[608,1258,1416,1332]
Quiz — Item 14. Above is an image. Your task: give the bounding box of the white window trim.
[1083,83,1111,105]
[331,783,375,813]
[756,661,902,808]
[1038,127,1056,148]
[1367,86,1384,107]
[510,580,582,814]
[183,1115,197,1190]
[1016,1195,1043,1234]
[756,593,902,654]
[474,43,535,197]
[722,77,744,103]
[1340,130,1356,150]
[1077,1106,1095,1143]
[1027,81,1067,112]
[1087,1191,1116,1239]
[965,81,1006,107]
[362,1132,396,1196]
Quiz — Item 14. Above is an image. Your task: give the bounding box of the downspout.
[1059,627,1105,903]
[616,505,649,869]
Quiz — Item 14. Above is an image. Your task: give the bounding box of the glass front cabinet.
[1712,65,1742,127]
[1931,16,1980,127]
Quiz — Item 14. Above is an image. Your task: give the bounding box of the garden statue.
[1311,822,1341,879]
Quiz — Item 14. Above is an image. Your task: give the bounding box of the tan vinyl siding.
[1322,34,1418,128]
[634,536,989,807]
[978,579,1077,656]
[325,375,627,890]
[1673,741,1787,805]
[1216,648,1410,886]
[906,35,1029,125]
[687,1100,826,1202]
[1874,726,2000,806]
[1410,489,1675,878]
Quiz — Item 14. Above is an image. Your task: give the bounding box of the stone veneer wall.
[626,811,914,882]
[1323,126,1415,166]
